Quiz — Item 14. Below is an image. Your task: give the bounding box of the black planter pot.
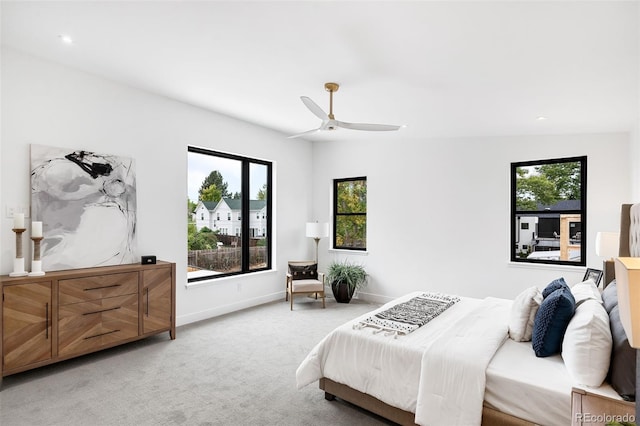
[331,281,355,303]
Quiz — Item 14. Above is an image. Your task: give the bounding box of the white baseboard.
[353,291,395,305]
[177,291,283,326]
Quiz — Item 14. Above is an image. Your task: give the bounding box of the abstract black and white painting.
[31,144,138,271]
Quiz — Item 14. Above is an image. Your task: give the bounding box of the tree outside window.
[333,177,367,250]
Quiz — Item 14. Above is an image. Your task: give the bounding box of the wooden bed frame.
[320,377,534,426]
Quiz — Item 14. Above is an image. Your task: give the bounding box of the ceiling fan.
[289,82,404,138]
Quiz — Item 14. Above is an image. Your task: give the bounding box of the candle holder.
[9,228,28,277]
[29,236,45,276]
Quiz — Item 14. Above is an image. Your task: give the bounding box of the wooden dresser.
[0,261,175,384]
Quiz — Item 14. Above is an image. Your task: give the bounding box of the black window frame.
[510,156,587,266]
[333,176,367,251]
[188,146,272,282]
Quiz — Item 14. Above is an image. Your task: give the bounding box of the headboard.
[619,204,632,257]
[605,203,638,402]
[604,204,637,286]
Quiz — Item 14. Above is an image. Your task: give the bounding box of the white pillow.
[561,299,612,387]
[508,286,542,342]
[571,279,602,305]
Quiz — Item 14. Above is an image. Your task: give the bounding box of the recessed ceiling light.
[58,35,73,45]
[537,116,547,121]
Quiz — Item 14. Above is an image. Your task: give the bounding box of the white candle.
[32,221,43,238]
[13,213,24,229]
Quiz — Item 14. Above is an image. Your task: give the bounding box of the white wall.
[2,47,636,320]
[312,132,632,302]
[1,48,315,325]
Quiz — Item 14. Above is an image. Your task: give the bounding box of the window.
[333,177,367,250]
[187,147,272,281]
[511,156,586,266]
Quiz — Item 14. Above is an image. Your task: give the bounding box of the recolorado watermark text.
[575,412,635,424]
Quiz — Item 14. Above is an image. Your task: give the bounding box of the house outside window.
[187,146,272,281]
[333,177,367,250]
[511,156,586,266]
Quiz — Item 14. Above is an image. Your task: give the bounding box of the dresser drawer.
[58,294,138,332]
[58,312,139,357]
[59,272,138,304]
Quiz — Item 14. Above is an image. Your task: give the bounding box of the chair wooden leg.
[290,293,293,310]
[322,293,325,308]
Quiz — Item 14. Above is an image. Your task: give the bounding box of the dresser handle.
[45,303,49,339]
[83,284,121,291]
[145,287,149,316]
[82,306,121,316]
[84,329,120,340]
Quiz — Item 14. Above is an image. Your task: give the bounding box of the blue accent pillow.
[532,286,576,357]
[542,277,569,299]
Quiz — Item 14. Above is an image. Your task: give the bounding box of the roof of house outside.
[202,198,266,212]
[518,200,582,217]
[537,200,581,210]
[201,201,218,210]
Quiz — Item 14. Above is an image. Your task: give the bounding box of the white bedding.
[416,297,510,425]
[485,338,624,426]
[485,338,573,425]
[296,292,510,425]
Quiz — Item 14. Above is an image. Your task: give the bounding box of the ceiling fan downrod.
[325,82,339,120]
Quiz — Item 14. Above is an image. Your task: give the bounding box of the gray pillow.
[608,304,636,401]
[602,280,618,314]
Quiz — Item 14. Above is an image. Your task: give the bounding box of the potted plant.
[326,259,367,303]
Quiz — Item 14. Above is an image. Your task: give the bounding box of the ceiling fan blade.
[336,121,403,132]
[300,96,329,120]
[288,128,321,139]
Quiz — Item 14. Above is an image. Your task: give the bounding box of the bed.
[296,205,637,426]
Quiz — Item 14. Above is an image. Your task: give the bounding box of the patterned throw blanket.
[354,293,460,337]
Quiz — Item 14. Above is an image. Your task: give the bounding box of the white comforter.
[296,292,511,426]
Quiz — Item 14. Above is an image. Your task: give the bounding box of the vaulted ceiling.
[2,1,638,141]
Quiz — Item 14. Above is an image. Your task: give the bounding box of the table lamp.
[306,222,329,264]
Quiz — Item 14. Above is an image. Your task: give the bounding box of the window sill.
[508,261,584,272]
[185,269,276,289]
[328,249,368,256]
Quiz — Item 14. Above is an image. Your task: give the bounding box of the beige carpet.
[0,297,394,426]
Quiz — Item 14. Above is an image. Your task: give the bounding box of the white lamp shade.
[595,231,619,258]
[614,257,640,348]
[306,222,329,239]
